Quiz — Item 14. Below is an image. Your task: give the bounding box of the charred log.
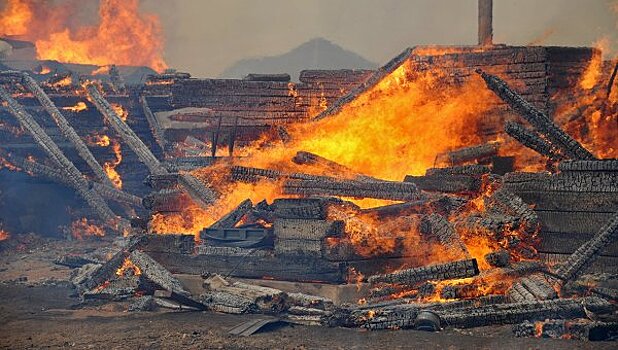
[368,259,479,286]
[284,178,421,201]
[438,142,500,165]
[209,199,253,229]
[420,214,470,258]
[505,121,564,160]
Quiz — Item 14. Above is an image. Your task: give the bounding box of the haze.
[117,0,618,77]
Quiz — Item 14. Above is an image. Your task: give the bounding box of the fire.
[111,103,128,122]
[104,141,123,189]
[91,66,111,76]
[70,218,105,240]
[86,134,111,147]
[38,66,52,75]
[61,102,87,113]
[0,226,9,241]
[116,258,141,277]
[579,38,609,90]
[0,0,167,72]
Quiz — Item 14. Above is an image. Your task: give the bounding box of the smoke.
[144,0,618,77]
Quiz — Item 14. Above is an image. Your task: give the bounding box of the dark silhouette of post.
[478,0,493,46]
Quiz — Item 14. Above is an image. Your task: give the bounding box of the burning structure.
[0,0,617,344]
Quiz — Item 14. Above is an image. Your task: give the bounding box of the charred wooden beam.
[144,173,180,190]
[484,189,539,231]
[13,72,114,186]
[403,174,482,193]
[368,258,479,286]
[513,319,618,341]
[439,142,500,165]
[476,69,595,160]
[360,195,468,219]
[284,177,421,201]
[420,214,470,258]
[243,73,291,82]
[558,159,618,172]
[292,151,377,181]
[484,249,510,268]
[0,86,126,230]
[505,121,564,160]
[140,95,166,151]
[177,173,217,208]
[85,82,167,175]
[90,182,143,207]
[425,165,490,176]
[553,212,618,282]
[271,198,331,220]
[507,274,558,302]
[230,165,330,183]
[274,219,344,240]
[209,199,253,229]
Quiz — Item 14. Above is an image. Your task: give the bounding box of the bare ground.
[0,237,615,350]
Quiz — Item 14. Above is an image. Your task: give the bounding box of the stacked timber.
[503,160,618,272]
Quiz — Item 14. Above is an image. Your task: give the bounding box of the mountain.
[220,38,377,81]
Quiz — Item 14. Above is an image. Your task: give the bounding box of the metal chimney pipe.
[478,0,493,46]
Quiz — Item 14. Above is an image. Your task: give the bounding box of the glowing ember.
[70,218,105,240]
[0,227,9,241]
[61,102,87,112]
[0,0,167,72]
[116,258,141,276]
[38,65,52,75]
[91,66,111,76]
[86,134,111,147]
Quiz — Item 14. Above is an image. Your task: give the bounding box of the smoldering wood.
[0,86,125,230]
[284,178,421,201]
[484,249,510,268]
[144,173,180,190]
[13,71,114,186]
[484,189,539,231]
[273,219,344,241]
[513,319,618,341]
[438,142,500,165]
[403,174,482,193]
[209,199,253,229]
[504,121,564,160]
[177,173,218,208]
[270,198,329,220]
[368,258,479,286]
[420,214,470,258]
[476,69,595,160]
[507,273,558,302]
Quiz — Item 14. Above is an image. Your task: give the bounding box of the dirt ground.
[0,236,616,350]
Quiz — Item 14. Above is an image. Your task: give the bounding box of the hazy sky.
[142,0,618,77]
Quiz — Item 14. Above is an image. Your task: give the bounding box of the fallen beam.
[476,69,595,160]
[209,199,253,229]
[368,258,479,286]
[505,121,564,161]
[438,142,500,165]
[284,178,421,201]
[420,214,470,258]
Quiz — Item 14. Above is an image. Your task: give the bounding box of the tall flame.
[0,0,167,72]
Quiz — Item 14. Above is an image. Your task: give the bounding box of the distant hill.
[220,38,377,81]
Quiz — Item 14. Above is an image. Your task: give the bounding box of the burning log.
[420,214,470,258]
[230,165,331,183]
[504,121,564,161]
[425,165,490,176]
[368,258,479,286]
[90,182,143,207]
[12,72,115,186]
[128,250,190,296]
[361,195,468,218]
[438,142,500,166]
[292,151,377,181]
[140,95,166,151]
[553,212,618,283]
[274,219,344,256]
[476,69,595,160]
[404,174,482,193]
[177,173,217,208]
[209,199,253,229]
[0,86,126,230]
[270,198,330,220]
[142,189,190,212]
[284,178,421,201]
[362,297,613,330]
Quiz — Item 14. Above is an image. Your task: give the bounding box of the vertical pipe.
[478,0,493,46]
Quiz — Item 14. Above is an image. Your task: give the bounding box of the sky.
[143,0,617,77]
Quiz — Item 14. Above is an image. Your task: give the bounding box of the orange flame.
[111,103,128,122]
[0,0,167,72]
[579,38,609,90]
[70,218,105,240]
[116,258,141,276]
[105,141,123,189]
[0,227,9,241]
[61,101,87,112]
